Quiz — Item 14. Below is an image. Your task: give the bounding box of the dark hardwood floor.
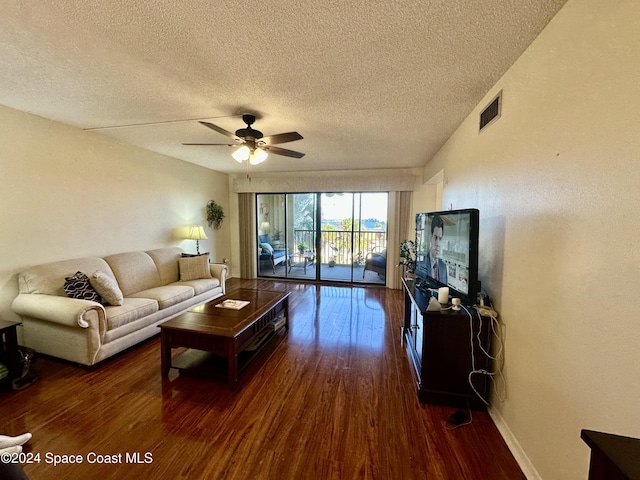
[1,278,524,479]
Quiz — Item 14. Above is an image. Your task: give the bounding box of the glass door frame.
[256,192,388,285]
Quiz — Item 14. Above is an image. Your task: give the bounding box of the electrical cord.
[459,304,506,406]
[445,402,473,430]
[479,305,507,403]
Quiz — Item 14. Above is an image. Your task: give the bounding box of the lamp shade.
[231,146,268,164]
[249,148,268,165]
[232,146,250,163]
[186,225,208,240]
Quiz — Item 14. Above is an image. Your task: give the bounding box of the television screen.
[414,208,480,306]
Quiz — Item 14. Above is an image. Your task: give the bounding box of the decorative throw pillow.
[90,270,124,306]
[64,271,101,303]
[179,255,212,281]
[260,242,274,254]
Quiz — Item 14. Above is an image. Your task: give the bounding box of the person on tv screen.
[427,214,448,285]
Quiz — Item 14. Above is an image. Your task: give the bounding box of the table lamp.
[186,225,208,254]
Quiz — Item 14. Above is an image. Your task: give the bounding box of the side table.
[0,320,22,382]
[288,252,315,274]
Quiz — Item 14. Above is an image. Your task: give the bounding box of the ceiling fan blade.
[262,145,305,158]
[182,143,236,146]
[199,121,241,142]
[261,131,303,145]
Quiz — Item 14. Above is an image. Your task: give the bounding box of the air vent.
[479,91,502,132]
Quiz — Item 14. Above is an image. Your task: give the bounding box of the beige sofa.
[11,247,227,366]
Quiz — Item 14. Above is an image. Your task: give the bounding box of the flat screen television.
[414,208,480,306]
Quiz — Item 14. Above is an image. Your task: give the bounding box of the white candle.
[438,287,449,304]
[452,298,461,311]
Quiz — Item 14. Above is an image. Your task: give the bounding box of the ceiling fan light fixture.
[190,115,303,162]
[232,145,250,162]
[249,148,268,165]
[232,145,268,165]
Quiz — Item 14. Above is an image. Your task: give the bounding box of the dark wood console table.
[402,278,492,409]
[581,429,640,480]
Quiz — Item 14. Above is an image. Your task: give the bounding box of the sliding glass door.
[287,193,317,280]
[257,192,388,284]
[320,193,388,283]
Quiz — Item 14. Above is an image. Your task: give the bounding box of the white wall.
[0,104,231,324]
[421,1,640,478]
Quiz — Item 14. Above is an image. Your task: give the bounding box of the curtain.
[388,191,413,290]
[238,192,256,278]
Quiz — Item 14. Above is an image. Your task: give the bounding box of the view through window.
[257,192,388,284]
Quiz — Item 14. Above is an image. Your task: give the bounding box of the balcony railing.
[291,229,387,265]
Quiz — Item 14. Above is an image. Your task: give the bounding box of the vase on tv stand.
[398,240,416,281]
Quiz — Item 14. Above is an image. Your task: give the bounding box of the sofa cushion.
[170,277,220,296]
[105,298,159,330]
[130,285,194,310]
[63,271,101,303]
[147,247,182,285]
[104,251,161,296]
[90,270,124,306]
[260,242,274,254]
[18,257,115,296]
[178,255,212,281]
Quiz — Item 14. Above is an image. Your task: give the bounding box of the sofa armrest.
[11,293,106,329]
[209,263,228,294]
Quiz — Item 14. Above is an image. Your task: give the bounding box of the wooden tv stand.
[402,278,493,409]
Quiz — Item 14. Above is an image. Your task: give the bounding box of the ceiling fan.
[183,114,304,164]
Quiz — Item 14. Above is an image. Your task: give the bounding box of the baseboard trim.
[489,406,542,480]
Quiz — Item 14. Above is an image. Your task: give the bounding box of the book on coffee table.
[215,299,250,310]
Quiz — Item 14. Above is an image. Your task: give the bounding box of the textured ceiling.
[0,0,567,174]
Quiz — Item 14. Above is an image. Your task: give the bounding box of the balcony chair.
[363,247,387,279]
[258,234,288,273]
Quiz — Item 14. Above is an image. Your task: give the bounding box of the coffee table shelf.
[170,326,287,381]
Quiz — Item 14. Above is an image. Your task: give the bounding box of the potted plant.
[398,240,416,277]
[206,200,225,230]
[297,242,307,254]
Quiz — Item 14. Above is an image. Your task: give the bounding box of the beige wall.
[0,104,231,324]
[421,0,640,478]
[411,169,441,236]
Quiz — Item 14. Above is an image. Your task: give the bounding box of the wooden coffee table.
[160,289,289,389]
